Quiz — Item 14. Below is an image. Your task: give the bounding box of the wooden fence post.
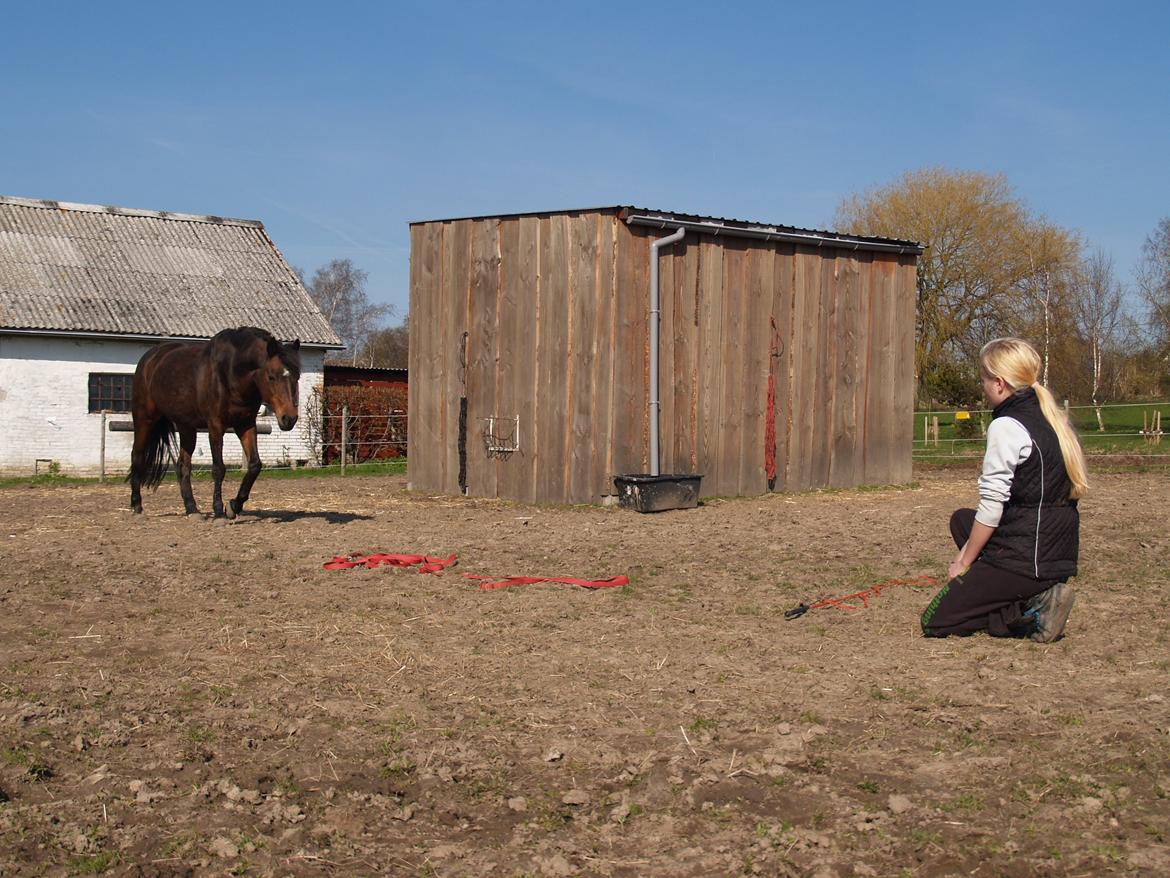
[341,405,348,476]
[932,416,939,448]
[99,412,106,483]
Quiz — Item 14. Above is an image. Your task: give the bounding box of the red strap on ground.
[807,575,939,612]
[460,573,629,591]
[322,553,458,574]
[323,552,627,591]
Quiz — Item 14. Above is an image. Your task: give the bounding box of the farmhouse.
[408,206,922,505]
[0,195,342,476]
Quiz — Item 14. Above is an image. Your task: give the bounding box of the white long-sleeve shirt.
[975,417,1033,528]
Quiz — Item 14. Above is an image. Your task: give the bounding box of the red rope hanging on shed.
[764,316,780,483]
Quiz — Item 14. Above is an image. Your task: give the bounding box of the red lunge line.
[807,575,939,612]
[324,552,627,591]
[460,573,629,591]
[322,553,458,574]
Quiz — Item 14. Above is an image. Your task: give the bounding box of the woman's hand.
[948,554,970,581]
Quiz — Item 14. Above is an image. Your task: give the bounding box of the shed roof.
[409,205,924,255]
[0,195,342,346]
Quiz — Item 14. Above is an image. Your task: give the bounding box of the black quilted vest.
[980,389,1079,580]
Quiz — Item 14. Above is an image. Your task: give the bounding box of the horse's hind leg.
[129,418,151,514]
[208,428,228,518]
[177,428,199,515]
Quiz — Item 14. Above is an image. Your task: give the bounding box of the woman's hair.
[980,337,1088,498]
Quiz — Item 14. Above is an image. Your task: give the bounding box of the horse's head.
[258,337,302,431]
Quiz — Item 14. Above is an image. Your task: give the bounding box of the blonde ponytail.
[1031,382,1089,499]
[979,337,1089,499]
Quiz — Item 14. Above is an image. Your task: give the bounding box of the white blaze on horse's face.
[265,357,300,431]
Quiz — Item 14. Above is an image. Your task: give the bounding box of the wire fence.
[82,400,1170,481]
[914,400,1170,462]
[318,408,408,473]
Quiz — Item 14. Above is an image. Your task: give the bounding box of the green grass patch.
[0,458,407,490]
[68,851,119,874]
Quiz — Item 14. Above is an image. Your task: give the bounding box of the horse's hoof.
[131,505,143,515]
[225,503,238,520]
[229,499,243,518]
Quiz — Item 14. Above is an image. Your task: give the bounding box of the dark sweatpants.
[921,509,1055,637]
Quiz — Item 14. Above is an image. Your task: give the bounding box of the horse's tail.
[130,417,176,491]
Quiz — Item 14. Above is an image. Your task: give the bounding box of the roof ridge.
[0,194,263,229]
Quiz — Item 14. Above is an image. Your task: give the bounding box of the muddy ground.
[1,467,1168,877]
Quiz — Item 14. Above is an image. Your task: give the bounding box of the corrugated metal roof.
[408,205,924,254]
[0,195,343,346]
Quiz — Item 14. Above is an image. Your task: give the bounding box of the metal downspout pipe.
[649,227,686,476]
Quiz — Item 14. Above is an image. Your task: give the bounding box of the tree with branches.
[1138,218,1170,362]
[835,168,1079,406]
[1072,249,1126,430]
[358,317,409,368]
[303,259,394,365]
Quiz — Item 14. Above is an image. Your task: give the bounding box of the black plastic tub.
[613,473,702,513]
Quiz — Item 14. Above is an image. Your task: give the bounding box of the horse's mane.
[226,326,301,377]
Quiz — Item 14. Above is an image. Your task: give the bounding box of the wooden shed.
[407,206,922,505]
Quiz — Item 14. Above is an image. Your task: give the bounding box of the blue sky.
[4,1,1167,322]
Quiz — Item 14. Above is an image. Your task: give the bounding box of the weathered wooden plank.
[611,223,648,479]
[769,242,795,492]
[695,236,724,496]
[535,214,569,503]
[515,216,541,503]
[407,223,436,490]
[787,248,820,492]
[591,214,618,500]
[494,218,523,500]
[466,219,499,498]
[739,243,773,495]
[864,255,897,484]
[828,252,863,488]
[439,220,472,495]
[567,213,599,504]
[672,239,700,475]
[717,238,747,495]
[892,255,917,483]
[807,251,837,488]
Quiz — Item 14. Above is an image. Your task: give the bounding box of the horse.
[128,326,301,519]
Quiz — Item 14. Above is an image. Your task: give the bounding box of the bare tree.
[1014,223,1081,386]
[835,168,1078,405]
[1137,218,1170,359]
[1073,249,1126,430]
[304,259,393,365]
[358,318,409,369]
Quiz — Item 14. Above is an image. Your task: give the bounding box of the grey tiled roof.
[0,195,342,346]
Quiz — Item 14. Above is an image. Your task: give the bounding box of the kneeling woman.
[921,337,1089,641]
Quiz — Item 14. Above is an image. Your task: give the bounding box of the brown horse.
[129,327,301,518]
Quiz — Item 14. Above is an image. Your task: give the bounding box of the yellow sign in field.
[955,410,970,421]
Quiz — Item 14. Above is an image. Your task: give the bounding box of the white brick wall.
[0,334,325,476]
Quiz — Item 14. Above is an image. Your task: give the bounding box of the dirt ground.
[1,466,1168,878]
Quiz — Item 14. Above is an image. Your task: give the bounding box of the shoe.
[1023,583,1076,643]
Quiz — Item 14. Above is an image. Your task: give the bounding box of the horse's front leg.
[209,427,229,519]
[177,428,199,516]
[230,425,262,518]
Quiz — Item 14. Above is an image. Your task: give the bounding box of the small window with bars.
[88,373,133,413]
